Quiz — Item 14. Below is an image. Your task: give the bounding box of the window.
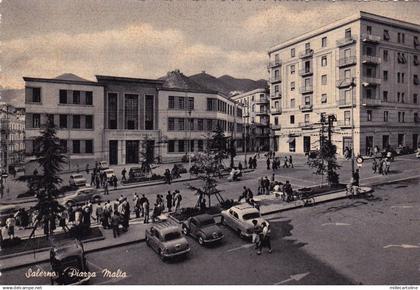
[178,97,185,110]
[321,56,327,66]
[60,140,67,153]
[145,95,154,130]
[367,25,372,35]
[85,91,93,105]
[85,115,93,129]
[198,119,204,131]
[415,112,419,123]
[321,37,327,47]
[366,46,373,56]
[274,53,280,64]
[402,73,405,83]
[304,114,310,124]
[26,87,41,103]
[207,98,215,111]
[321,94,327,104]
[274,85,279,93]
[59,90,67,104]
[383,70,388,81]
[366,67,374,77]
[397,72,401,83]
[178,140,185,152]
[321,75,327,85]
[125,94,138,130]
[304,61,311,73]
[414,55,419,66]
[290,65,295,74]
[168,118,175,131]
[168,96,175,109]
[415,36,419,48]
[345,28,352,39]
[168,140,175,153]
[304,96,311,105]
[108,93,118,129]
[291,82,295,91]
[73,91,80,104]
[291,48,295,57]
[414,94,418,104]
[344,69,351,80]
[73,140,80,154]
[414,74,419,85]
[383,91,388,102]
[398,33,401,43]
[383,50,389,62]
[305,42,311,52]
[178,118,185,131]
[384,111,389,122]
[290,115,295,124]
[188,97,194,111]
[198,140,204,151]
[274,69,280,80]
[383,29,390,41]
[366,89,373,99]
[251,104,255,112]
[85,140,93,154]
[367,110,372,121]
[398,112,402,122]
[188,118,194,131]
[274,117,279,125]
[33,114,41,128]
[290,98,295,108]
[73,115,80,129]
[59,114,67,128]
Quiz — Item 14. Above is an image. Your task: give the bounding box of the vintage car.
[220,204,269,239]
[62,187,101,206]
[145,223,190,261]
[181,214,224,245]
[128,167,145,182]
[50,239,90,285]
[69,174,87,188]
[98,161,109,170]
[102,169,116,181]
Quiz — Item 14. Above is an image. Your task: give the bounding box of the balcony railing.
[361,55,381,64]
[271,124,281,130]
[336,120,352,128]
[270,107,282,115]
[270,76,281,83]
[361,98,382,107]
[267,60,282,68]
[299,68,313,77]
[299,104,313,112]
[361,33,381,43]
[255,97,269,104]
[299,49,314,59]
[336,35,357,47]
[298,122,314,129]
[255,109,269,115]
[270,92,282,99]
[336,98,355,108]
[362,77,381,86]
[336,78,354,88]
[337,56,357,67]
[300,85,313,94]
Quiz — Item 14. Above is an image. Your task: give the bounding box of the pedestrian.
[248,157,253,169]
[86,164,90,175]
[164,169,171,184]
[113,175,118,189]
[143,199,150,224]
[272,158,276,171]
[139,194,147,217]
[372,158,378,174]
[257,222,272,254]
[238,162,243,171]
[59,212,69,232]
[90,172,95,186]
[104,180,109,195]
[111,212,121,238]
[251,219,262,249]
[68,205,75,224]
[352,169,360,186]
[385,159,391,175]
[264,176,270,195]
[33,169,38,176]
[257,177,263,195]
[133,193,140,218]
[96,203,103,225]
[174,190,182,211]
[253,156,258,169]
[95,175,100,189]
[166,191,173,212]
[238,186,248,202]
[6,215,16,239]
[121,168,127,182]
[283,156,289,168]
[289,155,294,168]
[266,158,271,170]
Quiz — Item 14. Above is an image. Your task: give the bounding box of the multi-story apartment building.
[23,74,105,163]
[159,70,243,162]
[231,88,271,152]
[0,103,25,172]
[268,11,420,156]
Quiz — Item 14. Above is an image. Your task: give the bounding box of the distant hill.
[0,89,24,107]
[189,71,267,96]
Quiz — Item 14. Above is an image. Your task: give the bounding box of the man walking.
[289,155,294,168]
[111,212,121,238]
[174,190,182,211]
[257,222,272,254]
[121,168,127,182]
[352,169,360,187]
[266,158,270,170]
[133,193,140,218]
[95,202,103,225]
[166,191,173,212]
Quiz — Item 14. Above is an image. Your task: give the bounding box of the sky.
[1,0,420,89]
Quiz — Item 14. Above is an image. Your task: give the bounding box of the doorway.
[303,136,311,153]
[146,140,155,163]
[126,140,139,164]
[109,141,118,165]
[343,137,352,155]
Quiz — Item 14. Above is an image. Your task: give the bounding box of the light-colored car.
[69,174,87,187]
[182,214,224,245]
[98,161,109,170]
[145,224,190,261]
[220,204,269,239]
[62,187,101,206]
[102,169,116,180]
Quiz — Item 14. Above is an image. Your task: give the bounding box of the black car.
[128,167,145,182]
[182,214,224,245]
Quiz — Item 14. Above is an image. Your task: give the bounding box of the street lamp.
[350,77,356,177]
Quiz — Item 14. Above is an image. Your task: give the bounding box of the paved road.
[2,218,352,285]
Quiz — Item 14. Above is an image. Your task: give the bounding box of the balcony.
[255,96,269,104]
[298,122,314,130]
[300,85,313,94]
[271,124,281,130]
[270,76,281,84]
[267,60,282,68]
[336,78,355,88]
[361,33,381,43]
[414,78,420,85]
[299,104,313,112]
[299,68,313,77]
[270,107,282,115]
[361,55,381,65]
[299,49,314,59]
[362,77,381,86]
[255,109,269,116]
[361,98,382,107]
[337,56,357,68]
[336,120,352,128]
[336,36,357,47]
[336,98,355,108]
[270,92,282,99]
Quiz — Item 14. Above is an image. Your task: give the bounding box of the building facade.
[268,11,420,156]
[0,103,25,172]
[23,74,105,163]
[231,88,271,152]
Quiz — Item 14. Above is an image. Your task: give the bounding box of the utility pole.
[350,77,356,178]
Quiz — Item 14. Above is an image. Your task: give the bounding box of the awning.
[286,137,295,143]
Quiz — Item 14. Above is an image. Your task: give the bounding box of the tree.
[207,124,228,166]
[307,140,341,186]
[18,119,67,237]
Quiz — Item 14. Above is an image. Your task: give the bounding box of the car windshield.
[242,212,261,220]
[164,231,181,241]
[200,218,215,226]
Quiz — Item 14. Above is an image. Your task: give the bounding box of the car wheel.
[198,236,204,245]
[158,249,166,261]
[182,225,189,235]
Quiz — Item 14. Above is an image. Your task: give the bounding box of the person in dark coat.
[166,191,173,212]
[111,212,121,238]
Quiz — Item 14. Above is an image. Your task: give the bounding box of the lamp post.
[188,108,192,179]
[350,77,356,177]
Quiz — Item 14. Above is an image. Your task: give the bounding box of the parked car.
[416,149,420,159]
[50,239,90,285]
[175,164,188,174]
[0,204,20,227]
[145,224,190,261]
[128,167,145,182]
[220,204,269,239]
[62,187,101,206]
[98,161,109,170]
[102,169,116,181]
[69,174,87,188]
[181,214,224,245]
